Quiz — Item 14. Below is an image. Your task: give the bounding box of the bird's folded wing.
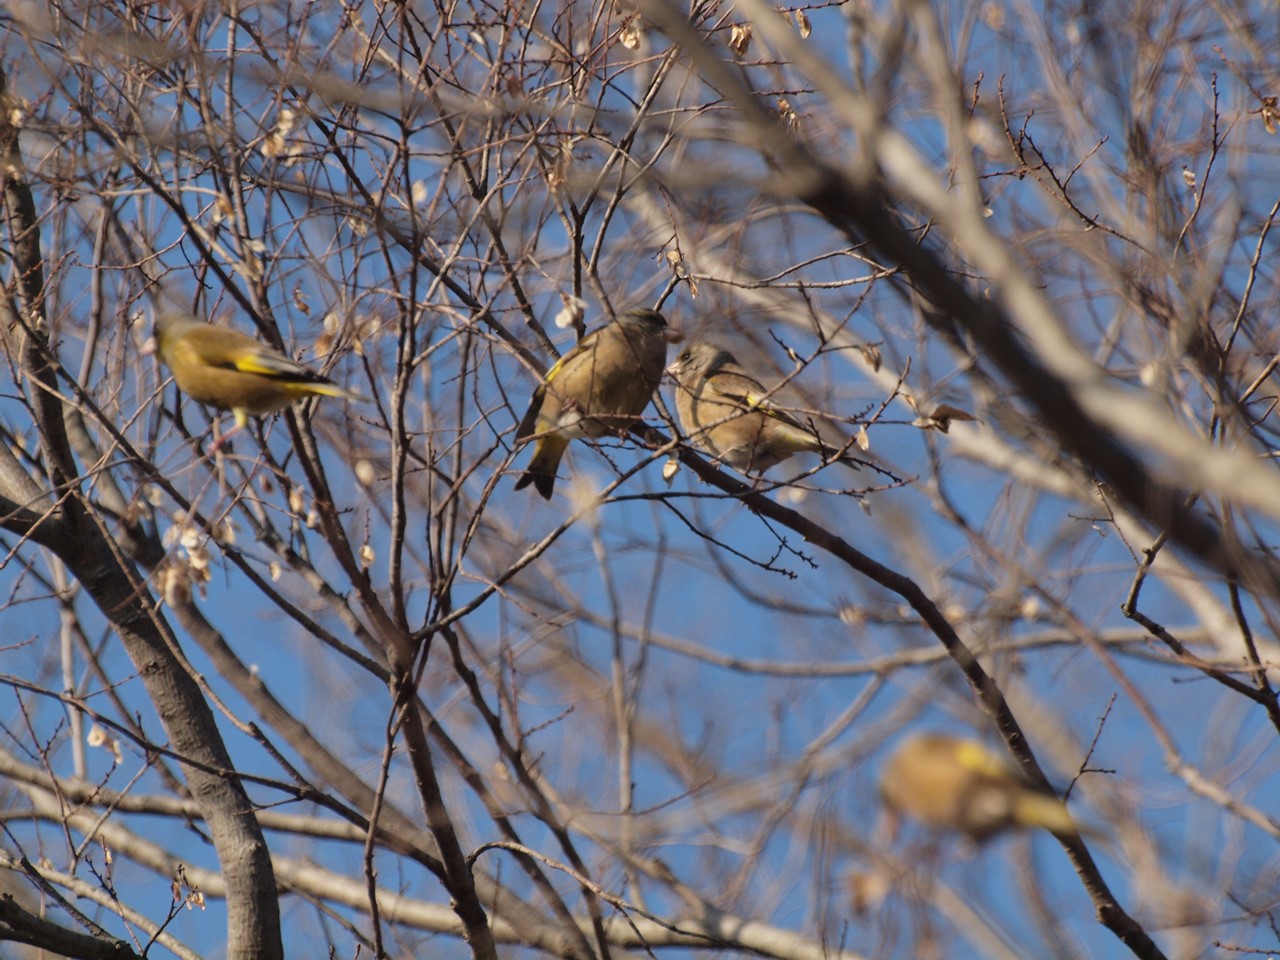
[515,384,547,443]
[543,329,598,384]
[706,374,808,430]
[223,346,320,382]
[516,331,596,442]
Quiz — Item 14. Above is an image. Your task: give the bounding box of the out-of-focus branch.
[639,0,1280,605]
[629,418,1170,960]
[6,769,855,960]
[0,67,285,960]
[0,895,142,960]
[0,70,74,502]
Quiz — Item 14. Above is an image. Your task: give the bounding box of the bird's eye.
[678,350,690,363]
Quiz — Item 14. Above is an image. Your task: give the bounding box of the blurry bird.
[667,340,862,474]
[147,312,362,445]
[515,308,677,499]
[879,733,1091,841]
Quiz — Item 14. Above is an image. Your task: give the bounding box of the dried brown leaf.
[913,403,979,433]
[1260,97,1278,135]
[931,403,977,424]
[777,97,798,131]
[846,869,890,914]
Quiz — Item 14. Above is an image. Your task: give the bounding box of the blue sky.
[0,0,1278,957]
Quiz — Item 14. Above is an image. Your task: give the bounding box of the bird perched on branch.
[146,312,362,446]
[514,308,678,499]
[879,733,1091,841]
[667,341,863,474]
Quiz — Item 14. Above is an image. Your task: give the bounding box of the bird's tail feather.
[289,381,366,403]
[775,421,864,471]
[514,468,557,499]
[515,436,569,500]
[1012,792,1096,836]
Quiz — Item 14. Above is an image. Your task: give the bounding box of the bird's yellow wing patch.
[955,741,1009,778]
[543,329,598,385]
[517,328,599,442]
[226,347,309,379]
[713,379,807,430]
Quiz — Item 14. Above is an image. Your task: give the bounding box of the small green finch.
[147,312,362,445]
[514,309,678,499]
[668,340,861,474]
[879,734,1093,841]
